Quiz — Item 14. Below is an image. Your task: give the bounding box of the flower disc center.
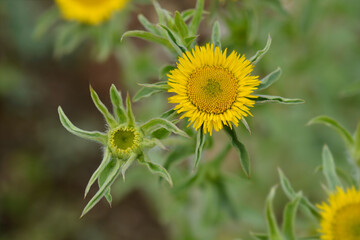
[109,127,140,157]
[187,66,237,114]
[333,203,360,240]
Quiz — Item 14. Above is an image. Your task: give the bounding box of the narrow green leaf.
[172,173,201,194]
[174,11,188,38]
[58,106,107,144]
[90,86,117,128]
[194,127,206,169]
[308,115,354,147]
[184,35,198,48]
[33,6,59,39]
[322,145,342,191]
[153,1,166,25]
[160,65,175,79]
[121,154,136,180]
[121,30,173,49]
[81,159,121,217]
[110,84,127,123]
[181,9,195,21]
[211,21,221,48]
[282,194,301,240]
[141,118,188,138]
[265,186,282,240]
[189,0,204,35]
[354,122,360,161]
[54,23,87,57]
[164,145,194,170]
[159,24,187,54]
[241,118,251,134]
[126,94,135,127]
[133,84,165,102]
[140,155,173,186]
[137,14,160,34]
[104,190,112,206]
[278,169,321,219]
[84,149,111,198]
[224,126,251,177]
[249,34,272,65]
[257,67,282,91]
[138,81,169,90]
[251,233,269,240]
[254,95,305,104]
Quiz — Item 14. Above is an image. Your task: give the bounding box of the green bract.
[58,84,187,217]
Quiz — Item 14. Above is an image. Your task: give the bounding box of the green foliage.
[122,0,203,54]
[322,145,342,191]
[194,128,206,170]
[224,125,251,177]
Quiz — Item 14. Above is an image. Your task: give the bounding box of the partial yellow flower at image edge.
[55,0,129,25]
[317,186,360,240]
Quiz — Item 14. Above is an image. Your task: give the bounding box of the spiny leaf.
[249,34,272,65]
[164,145,194,170]
[138,81,169,90]
[257,67,282,91]
[174,11,188,38]
[189,0,204,35]
[121,154,137,180]
[354,122,360,161]
[265,186,282,240]
[140,155,173,186]
[159,24,187,54]
[160,65,175,79]
[90,86,117,128]
[224,126,251,177]
[308,115,354,148]
[194,127,206,169]
[153,1,166,25]
[251,233,269,240]
[282,194,301,240]
[33,6,59,39]
[181,9,195,21]
[133,82,168,102]
[211,21,221,48]
[254,95,304,104]
[121,30,173,49]
[278,169,321,219]
[322,145,342,191]
[110,84,127,124]
[241,118,251,134]
[126,94,135,127]
[141,118,188,138]
[58,106,107,144]
[84,149,111,198]
[54,23,87,58]
[81,159,121,217]
[137,14,160,34]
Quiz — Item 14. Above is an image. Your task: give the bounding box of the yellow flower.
[55,0,128,25]
[317,187,360,240]
[168,44,260,135]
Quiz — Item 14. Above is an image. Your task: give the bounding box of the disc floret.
[58,84,187,217]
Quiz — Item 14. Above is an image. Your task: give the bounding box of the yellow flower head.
[317,187,360,240]
[55,0,128,25]
[168,44,260,135]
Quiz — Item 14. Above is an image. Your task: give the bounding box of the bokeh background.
[1,0,360,239]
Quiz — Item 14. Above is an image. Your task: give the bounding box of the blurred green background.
[1,0,360,239]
